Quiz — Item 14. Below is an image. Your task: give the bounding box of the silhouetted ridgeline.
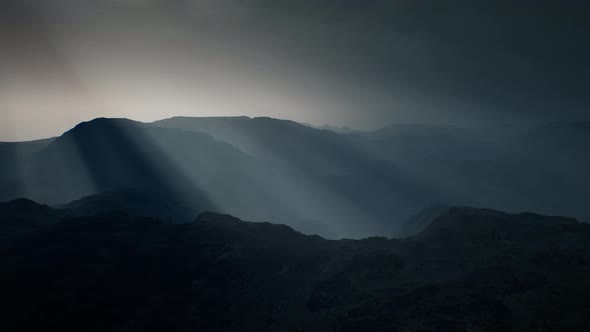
[0,117,589,238]
[1,197,590,331]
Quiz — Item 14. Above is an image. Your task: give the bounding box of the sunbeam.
[2,1,590,330]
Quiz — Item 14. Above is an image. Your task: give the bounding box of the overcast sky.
[1,0,589,141]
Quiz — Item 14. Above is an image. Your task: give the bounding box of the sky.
[1,0,589,141]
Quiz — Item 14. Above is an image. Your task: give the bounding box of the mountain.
[154,116,590,229]
[58,189,198,223]
[0,118,375,237]
[361,121,590,219]
[153,116,461,236]
[0,119,308,230]
[0,198,59,225]
[152,116,369,171]
[0,116,589,238]
[2,198,590,331]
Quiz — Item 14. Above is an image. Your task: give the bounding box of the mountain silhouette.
[0,117,589,238]
[58,189,197,222]
[2,197,590,331]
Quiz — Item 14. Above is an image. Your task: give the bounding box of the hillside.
[2,198,590,331]
[1,117,589,238]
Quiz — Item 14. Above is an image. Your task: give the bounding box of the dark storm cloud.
[1,0,589,140]
[235,0,590,123]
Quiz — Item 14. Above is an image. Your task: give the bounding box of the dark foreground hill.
[2,199,590,331]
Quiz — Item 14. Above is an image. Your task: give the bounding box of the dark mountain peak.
[513,211,579,224]
[1,197,47,210]
[152,113,355,172]
[155,115,312,133]
[77,117,140,126]
[65,117,142,135]
[443,206,579,224]
[195,211,298,232]
[0,198,59,225]
[251,116,303,126]
[62,189,199,222]
[64,116,230,145]
[196,210,237,221]
[50,117,146,148]
[418,206,582,241]
[445,206,511,218]
[194,211,318,243]
[26,116,226,208]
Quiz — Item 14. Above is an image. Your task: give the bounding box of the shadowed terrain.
[2,197,590,331]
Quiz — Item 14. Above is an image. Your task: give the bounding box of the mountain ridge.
[2,195,590,331]
[0,116,589,238]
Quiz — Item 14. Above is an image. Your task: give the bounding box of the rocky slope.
[2,199,590,331]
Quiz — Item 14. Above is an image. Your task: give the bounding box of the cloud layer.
[1,0,589,140]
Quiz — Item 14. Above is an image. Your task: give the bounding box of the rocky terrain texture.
[2,197,589,331]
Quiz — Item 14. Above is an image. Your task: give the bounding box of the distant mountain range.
[1,116,589,238]
[2,197,590,331]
